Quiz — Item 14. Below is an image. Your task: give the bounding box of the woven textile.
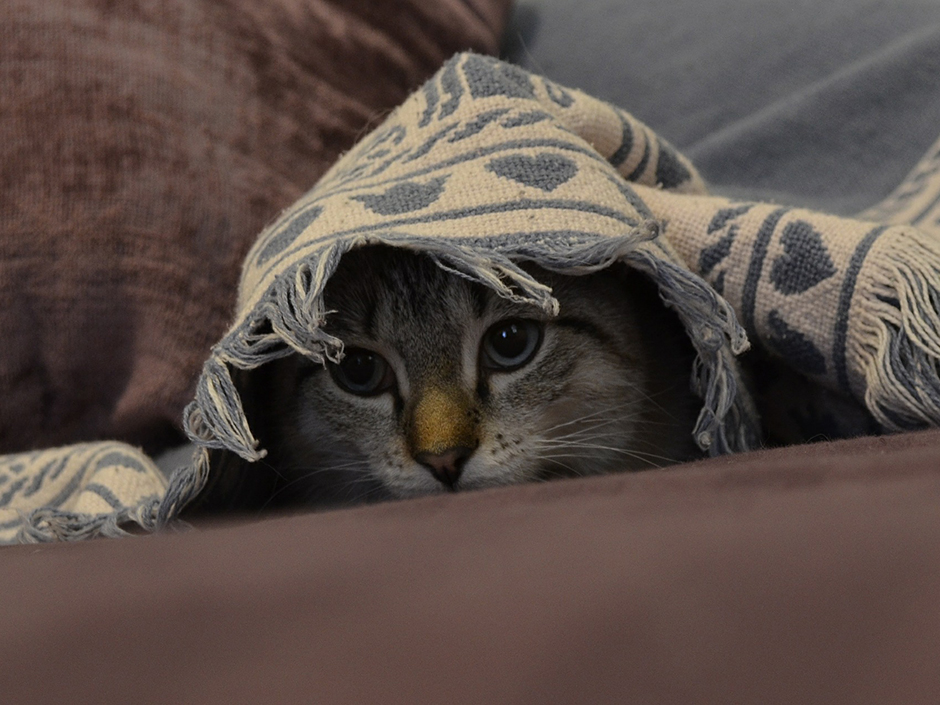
[0,443,165,543]
[3,54,940,542]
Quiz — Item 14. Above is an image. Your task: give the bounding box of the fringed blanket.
[3,53,940,543]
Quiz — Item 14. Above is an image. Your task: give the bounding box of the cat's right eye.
[481,319,543,372]
[328,348,394,396]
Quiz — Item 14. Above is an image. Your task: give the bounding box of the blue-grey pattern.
[654,138,694,189]
[543,79,575,108]
[770,221,838,295]
[766,309,828,375]
[708,205,754,233]
[699,226,737,276]
[257,205,323,265]
[448,109,511,141]
[0,442,167,542]
[463,54,535,99]
[352,177,449,215]
[485,153,579,192]
[500,110,552,128]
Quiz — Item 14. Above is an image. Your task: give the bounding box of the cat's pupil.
[328,348,394,396]
[330,348,391,395]
[342,351,378,386]
[492,323,528,358]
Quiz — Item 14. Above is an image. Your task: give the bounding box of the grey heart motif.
[351,176,448,216]
[766,309,827,375]
[770,220,837,295]
[486,153,578,192]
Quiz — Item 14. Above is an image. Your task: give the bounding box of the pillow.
[505,0,940,214]
[0,0,511,454]
[5,428,940,702]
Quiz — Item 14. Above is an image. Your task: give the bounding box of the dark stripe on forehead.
[362,296,378,340]
[553,316,616,351]
[386,253,456,318]
[470,283,489,319]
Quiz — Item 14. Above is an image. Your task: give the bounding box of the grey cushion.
[504,0,940,214]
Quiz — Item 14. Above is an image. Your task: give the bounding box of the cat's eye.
[329,348,394,396]
[481,319,543,371]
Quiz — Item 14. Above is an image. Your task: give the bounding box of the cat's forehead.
[322,246,544,338]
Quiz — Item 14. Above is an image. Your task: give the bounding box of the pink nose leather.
[415,446,474,488]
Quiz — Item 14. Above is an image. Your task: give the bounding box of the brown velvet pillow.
[0,0,511,453]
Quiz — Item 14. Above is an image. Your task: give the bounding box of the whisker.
[539,400,644,435]
[537,456,586,480]
[535,438,676,468]
[258,458,373,512]
[305,472,381,505]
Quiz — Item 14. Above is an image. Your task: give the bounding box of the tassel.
[851,226,940,430]
[184,357,265,461]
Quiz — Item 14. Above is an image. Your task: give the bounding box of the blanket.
[3,53,940,543]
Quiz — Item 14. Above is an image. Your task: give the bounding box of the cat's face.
[256,246,699,506]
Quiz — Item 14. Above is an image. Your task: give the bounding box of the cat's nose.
[415,446,474,489]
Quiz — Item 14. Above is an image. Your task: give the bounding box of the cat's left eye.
[329,348,394,396]
[481,319,543,371]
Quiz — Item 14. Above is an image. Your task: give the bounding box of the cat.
[190,245,702,513]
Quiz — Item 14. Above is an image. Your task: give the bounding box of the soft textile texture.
[3,428,940,704]
[0,444,165,543]
[639,181,940,432]
[191,54,755,460]
[4,54,940,541]
[504,0,940,444]
[505,0,940,215]
[0,0,510,455]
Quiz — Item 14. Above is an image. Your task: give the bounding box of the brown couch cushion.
[0,0,510,454]
[3,428,939,704]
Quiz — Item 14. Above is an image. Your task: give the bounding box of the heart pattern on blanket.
[770,220,837,295]
[352,176,449,215]
[766,309,827,375]
[486,153,578,192]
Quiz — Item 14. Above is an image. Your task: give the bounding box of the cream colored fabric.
[4,53,940,542]
[638,186,940,430]
[0,442,166,542]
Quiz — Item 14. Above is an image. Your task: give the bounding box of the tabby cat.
[194,245,702,513]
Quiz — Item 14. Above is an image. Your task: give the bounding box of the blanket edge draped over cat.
[4,53,940,542]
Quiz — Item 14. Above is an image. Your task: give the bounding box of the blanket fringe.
[19,443,209,540]
[854,227,940,430]
[623,241,758,454]
[15,496,163,543]
[184,357,265,461]
[181,227,757,474]
[155,447,211,531]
